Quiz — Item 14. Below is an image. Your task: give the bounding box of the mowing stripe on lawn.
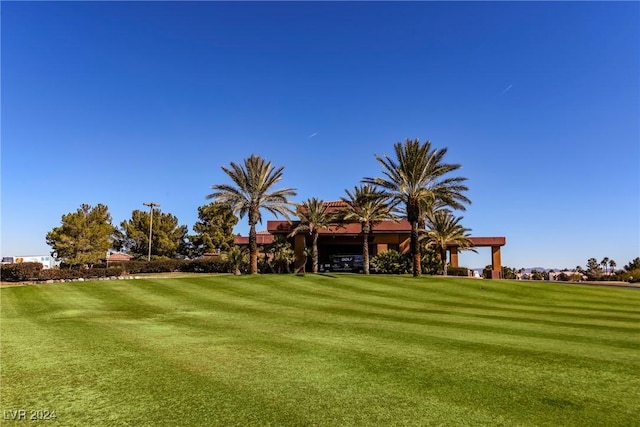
[2,275,638,426]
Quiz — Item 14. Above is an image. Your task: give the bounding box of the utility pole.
[143,202,160,261]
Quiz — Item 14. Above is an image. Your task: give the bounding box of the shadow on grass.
[294,272,339,279]
[317,273,338,278]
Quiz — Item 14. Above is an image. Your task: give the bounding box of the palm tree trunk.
[441,247,448,276]
[363,224,370,275]
[411,220,421,277]
[312,232,319,273]
[249,222,258,274]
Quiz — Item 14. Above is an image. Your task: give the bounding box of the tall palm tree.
[208,155,296,274]
[363,138,470,276]
[608,259,616,275]
[601,257,610,275]
[288,198,334,273]
[339,185,397,274]
[422,209,475,276]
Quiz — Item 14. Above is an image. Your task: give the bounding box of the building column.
[491,246,502,279]
[294,234,306,273]
[449,247,459,268]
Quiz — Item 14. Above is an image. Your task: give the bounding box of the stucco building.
[234,201,506,277]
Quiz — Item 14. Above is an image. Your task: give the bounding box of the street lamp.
[143,202,160,261]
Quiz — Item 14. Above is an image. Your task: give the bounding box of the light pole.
[143,202,160,261]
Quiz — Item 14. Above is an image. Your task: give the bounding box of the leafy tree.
[208,155,296,274]
[46,203,115,266]
[363,138,470,277]
[339,185,396,274]
[569,272,583,282]
[288,198,334,274]
[586,257,602,279]
[530,269,544,281]
[188,202,238,257]
[624,258,640,272]
[502,266,517,280]
[422,209,475,276]
[115,209,188,259]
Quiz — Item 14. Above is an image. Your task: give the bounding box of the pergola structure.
[448,237,506,278]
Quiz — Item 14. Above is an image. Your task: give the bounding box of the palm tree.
[601,257,610,275]
[225,245,248,275]
[267,236,295,273]
[422,209,475,275]
[339,185,397,274]
[608,259,616,275]
[208,155,296,274]
[363,139,470,276]
[288,198,334,273]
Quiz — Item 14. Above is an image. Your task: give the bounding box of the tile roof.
[267,219,412,235]
[106,252,133,262]
[233,234,275,245]
[296,200,350,215]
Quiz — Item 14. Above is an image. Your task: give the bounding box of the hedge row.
[113,258,230,274]
[1,263,125,282]
[446,266,470,277]
[1,258,233,282]
[1,263,44,281]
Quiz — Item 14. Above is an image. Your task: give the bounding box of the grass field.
[1,275,639,426]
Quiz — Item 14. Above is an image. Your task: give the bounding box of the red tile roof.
[233,234,275,245]
[296,200,351,215]
[265,220,506,246]
[267,219,412,235]
[107,252,133,262]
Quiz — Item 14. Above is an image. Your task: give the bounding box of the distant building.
[203,249,222,258]
[1,255,53,269]
[548,271,587,282]
[106,252,134,263]
[233,200,507,276]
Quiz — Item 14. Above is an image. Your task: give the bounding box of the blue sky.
[2,1,638,270]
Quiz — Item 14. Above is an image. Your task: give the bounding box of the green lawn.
[1,275,638,426]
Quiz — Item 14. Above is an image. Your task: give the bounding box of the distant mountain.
[525,267,549,273]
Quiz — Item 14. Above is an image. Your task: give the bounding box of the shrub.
[446,266,469,277]
[257,257,272,274]
[1,262,43,282]
[179,258,230,273]
[121,260,185,274]
[40,269,78,281]
[371,250,411,274]
[618,268,640,283]
[37,267,124,281]
[226,246,249,275]
[420,247,442,275]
